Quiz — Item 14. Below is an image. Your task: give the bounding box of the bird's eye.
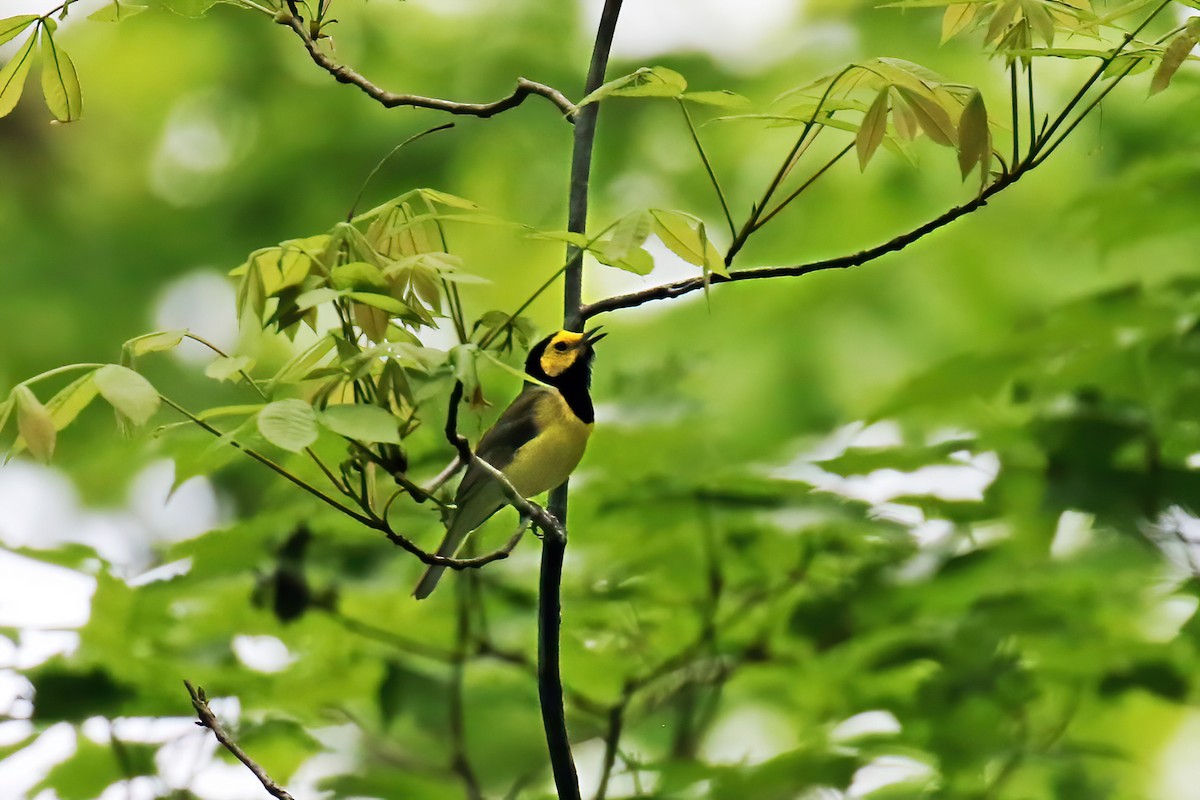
[554,342,568,352]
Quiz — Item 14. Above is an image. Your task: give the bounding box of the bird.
[412,327,605,599]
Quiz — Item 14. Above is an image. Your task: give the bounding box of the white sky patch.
[0,550,95,629]
[232,635,295,673]
[1050,510,1095,559]
[129,461,223,544]
[153,271,240,363]
[585,236,712,321]
[830,710,902,742]
[848,755,937,798]
[0,722,76,799]
[1157,711,1200,800]
[580,0,815,71]
[700,706,796,766]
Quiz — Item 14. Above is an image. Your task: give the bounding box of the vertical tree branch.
[541,3,624,799]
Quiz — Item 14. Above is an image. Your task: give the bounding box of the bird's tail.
[411,518,470,600]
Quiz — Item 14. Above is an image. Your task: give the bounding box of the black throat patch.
[525,347,595,424]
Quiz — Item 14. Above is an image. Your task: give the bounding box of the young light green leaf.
[318,404,401,444]
[0,16,38,47]
[416,188,480,210]
[45,371,99,431]
[591,210,655,275]
[40,27,81,122]
[0,396,12,438]
[159,0,220,18]
[346,292,410,316]
[256,399,319,452]
[94,365,160,426]
[88,2,150,22]
[578,66,688,106]
[1150,31,1197,96]
[13,386,56,462]
[0,29,38,119]
[450,344,480,398]
[681,91,750,109]
[894,86,957,147]
[957,89,991,182]
[1025,1,1056,47]
[857,88,890,171]
[331,262,388,292]
[204,356,255,383]
[941,4,977,43]
[124,330,186,358]
[649,210,725,276]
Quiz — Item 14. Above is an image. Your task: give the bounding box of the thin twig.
[450,576,484,800]
[279,15,576,120]
[160,395,375,527]
[594,702,626,800]
[678,100,736,238]
[751,141,854,233]
[184,681,296,800]
[580,168,1024,319]
[1031,0,1173,159]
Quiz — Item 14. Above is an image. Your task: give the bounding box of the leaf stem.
[678,99,736,238]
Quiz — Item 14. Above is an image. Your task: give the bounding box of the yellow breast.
[501,388,593,497]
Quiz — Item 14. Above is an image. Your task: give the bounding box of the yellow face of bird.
[539,330,588,378]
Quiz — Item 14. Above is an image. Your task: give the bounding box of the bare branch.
[184,681,295,800]
[278,15,576,121]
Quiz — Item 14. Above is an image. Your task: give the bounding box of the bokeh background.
[3,0,1200,798]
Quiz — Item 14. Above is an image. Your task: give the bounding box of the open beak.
[582,326,607,346]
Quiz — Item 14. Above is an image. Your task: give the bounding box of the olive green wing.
[450,386,544,527]
[412,388,545,599]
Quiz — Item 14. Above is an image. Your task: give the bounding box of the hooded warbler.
[412,327,605,599]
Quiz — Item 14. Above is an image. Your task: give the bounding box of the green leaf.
[257,399,319,452]
[13,385,55,462]
[205,355,255,383]
[45,371,99,430]
[331,261,388,292]
[39,27,81,122]
[34,739,156,800]
[895,86,958,146]
[0,397,12,438]
[232,717,324,784]
[318,404,402,444]
[0,16,38,48]
[856,88,889,170]
[123,329,186,358]
[346,291,410,316]
[649,209,726,277]
[1150,31,1197,96]
[941,3,977,43]
[94,364,160,426]
[682,90,750,109]
[579,66,688,106]
[29,665,135,722]
[451,344,480,397]
[957,89,991,182]
[295,287,343,311]
[416,188,480,210]
[591,210,656,275]
[159,0,220,17]
[88,2,150,22]
[0,26,38,119]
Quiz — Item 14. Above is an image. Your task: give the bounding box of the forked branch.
[277,14,576,120]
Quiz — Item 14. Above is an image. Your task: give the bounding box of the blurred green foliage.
[3,0,1200,798]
